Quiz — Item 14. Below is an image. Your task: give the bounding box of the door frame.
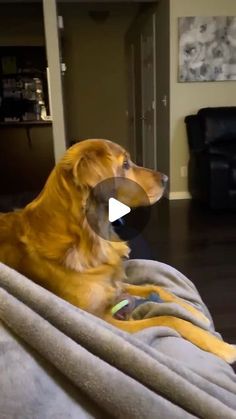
[43,0,66,163]
[140,12,157,169]
[42,0,157,163]
[126,4,158,168]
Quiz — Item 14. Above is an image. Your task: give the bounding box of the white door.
[140,14,156,170]
[43,0,66,162]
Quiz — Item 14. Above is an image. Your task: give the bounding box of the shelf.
[1,71,44,78]
[0,120,52,127]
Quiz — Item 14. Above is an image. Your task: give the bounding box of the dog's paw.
[222,345,236,364]
[106,284,122,307]
[214,342,236,364]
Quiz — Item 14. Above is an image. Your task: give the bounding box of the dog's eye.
[123,159,130,170]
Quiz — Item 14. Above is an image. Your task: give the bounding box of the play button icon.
[108,198,131,223]
[85,177,152,242]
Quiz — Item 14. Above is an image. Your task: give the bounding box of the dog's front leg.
[21,257,121,317]
[124,284,209,325]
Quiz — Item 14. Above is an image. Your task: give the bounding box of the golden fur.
[0,139,236,363]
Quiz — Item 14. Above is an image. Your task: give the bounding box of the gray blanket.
[0,260,235,419]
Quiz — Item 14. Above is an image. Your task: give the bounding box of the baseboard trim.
[168,191,192,200]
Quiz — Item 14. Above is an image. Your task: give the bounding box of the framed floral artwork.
[178,16,236,82]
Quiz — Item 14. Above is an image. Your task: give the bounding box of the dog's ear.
[67,146,114,188]
[73,148,113,187]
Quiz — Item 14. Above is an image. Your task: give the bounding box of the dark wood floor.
[142,198,236,344]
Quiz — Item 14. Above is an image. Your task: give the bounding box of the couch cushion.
[208,141,236,159]
[198,107,236,145]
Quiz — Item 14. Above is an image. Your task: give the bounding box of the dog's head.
[60,139,168,207]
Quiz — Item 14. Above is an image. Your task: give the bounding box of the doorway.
[57,2,158,168]
[126,10,157,169]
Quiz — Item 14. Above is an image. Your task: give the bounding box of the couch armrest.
[209,154,230,208]
[185,115,205,151]
[188,151,230,208]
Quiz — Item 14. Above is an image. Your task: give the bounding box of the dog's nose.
[161,173,168,187]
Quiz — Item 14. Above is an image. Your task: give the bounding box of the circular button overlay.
[85,177,151,242]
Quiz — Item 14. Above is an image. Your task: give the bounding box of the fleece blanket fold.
[0,260,235,419]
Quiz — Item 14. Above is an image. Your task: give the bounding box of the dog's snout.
[161,173,168,187]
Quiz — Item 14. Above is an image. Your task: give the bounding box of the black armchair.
[185,107,236,209]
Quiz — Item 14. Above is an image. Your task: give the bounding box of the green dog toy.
[111,292,163,320]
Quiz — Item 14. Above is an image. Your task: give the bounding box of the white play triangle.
[108,198,131,223]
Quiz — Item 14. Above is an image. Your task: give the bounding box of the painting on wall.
[178,16,236,82]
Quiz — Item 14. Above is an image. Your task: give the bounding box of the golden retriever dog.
[0,139,235,363]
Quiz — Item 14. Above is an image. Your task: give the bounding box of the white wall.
[170,0,236,196]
